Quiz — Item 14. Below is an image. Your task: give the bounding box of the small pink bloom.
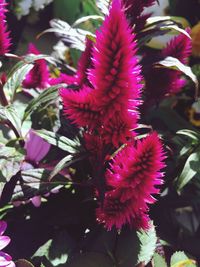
[162,28,191,64]
[0,0,11,55]
[0,221,15,267]
[49,73,77,86]
[25,129,50,163]
[30,196,41,207]
[23,43,49,89]
[144,29,192,101]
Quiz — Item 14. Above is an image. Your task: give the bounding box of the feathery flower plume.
[122,0,156,32]
[76,38,93,87]
[100,111,138,147]
[0,221,15,267]
[162,28,192,64]
[49,72,77,86]
[0,0,11,55]
[60,86,100,129]
[50,39,93,87]
[61,0,142,146]
[144,30,192,101]
[23,43,49,89]
[97,133,165,230]
[89,0,141,117]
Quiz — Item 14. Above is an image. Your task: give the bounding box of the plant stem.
[0,82,8,106]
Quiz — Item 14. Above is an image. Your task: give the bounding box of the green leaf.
[41,19,94,51]
[4,105,23,137]
[146,16,191,39]
[156,56,198,87]
[32,231,75,267]
[96,0,109,15]
[0,146,24,182]
[115,227,140,267]
[153,253,168,267]
[34,129,80,153]
[72,15,104,27]
[66,252,114,267]
[4,63,33,102]
[176,151,200,192]
[23,84,64,121]
[137,222,157,265]
[177,129,200,143]
[170,251,197,267]
[16,259,35,267]
[0,105,23,138]
[49,154,85,180]
[13,168,65,202]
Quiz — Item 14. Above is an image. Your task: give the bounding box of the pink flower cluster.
[0,221,15,267]
[61,0,142,147]
[0,0,11,55]
[144,29,191,103]
[61,0,166,230]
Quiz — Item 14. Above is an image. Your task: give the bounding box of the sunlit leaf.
[176,151,200,192]
[170,251,197,267]
[34,129,80,153]
[177,129,200,143]
[153,253,168,267]
[137,222,157,265]
[23,84,64,121]
[156,57,198,88]
[72,15,104,27]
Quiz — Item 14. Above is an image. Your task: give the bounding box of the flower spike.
[23,43,49,89]
[0,0,11,55]
[97,133,165,230]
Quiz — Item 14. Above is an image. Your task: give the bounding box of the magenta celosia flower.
[122,0,156,32]
[75,38,93,87]
[23,43,49,89]
[50,38,93,88]
[61,0,142,146]
[0,0,11,55]
[0,221,15,267]
[24,129,51,164]
[100,111,139,147]
[96,132,165,230]
[60,86,100,129]
[162,28,191,64]
[144,30,192,102]
[49,73,77,86]
[89,0,141,116]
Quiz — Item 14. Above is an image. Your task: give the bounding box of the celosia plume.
[23,43,49,89]
[144,30,192,101]
[162,29,191,64]
[61,0,142,146]
[122,0,156,32]
[60,86,100,129]
[89,0,141,116]
[97,133,165,230]
[76,38,93,87]
[0,0,11,55]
